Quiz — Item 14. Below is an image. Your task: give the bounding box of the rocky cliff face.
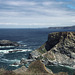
[29,32,75,68]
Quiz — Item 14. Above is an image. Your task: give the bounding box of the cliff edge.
[29,32,75,68]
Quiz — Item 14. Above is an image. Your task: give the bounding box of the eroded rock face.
[43,32,75,67]
[29,32,75,68]
[28,50,41,59]
[20,58,27,65]
[0,40,19,46]
[46,32,75,51]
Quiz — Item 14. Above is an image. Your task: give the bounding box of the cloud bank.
[0,0,75,28]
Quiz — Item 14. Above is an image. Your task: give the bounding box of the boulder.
[20,58,27,65]
[0,40,19,47]
[28,50,41,59]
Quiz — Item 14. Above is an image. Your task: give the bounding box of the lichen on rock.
[29,32,75,68]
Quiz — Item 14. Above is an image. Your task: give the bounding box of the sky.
[0,0,75,28]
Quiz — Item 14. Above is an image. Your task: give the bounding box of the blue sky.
[0,0,75,28]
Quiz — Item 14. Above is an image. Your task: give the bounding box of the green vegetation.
[37,43,47,54]
[0,60,68,75]
[0,68,15,75]
[27,60,49,73]
[0,68,68,75]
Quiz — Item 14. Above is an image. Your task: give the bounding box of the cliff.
[29,32,75,68]
[48,25,75,29]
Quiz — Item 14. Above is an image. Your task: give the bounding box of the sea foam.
[0,49,32,54]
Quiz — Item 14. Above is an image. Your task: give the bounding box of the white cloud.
[2,1,37,6]
[0,0,75,17]
[72,20,75,22]
[0,22,58,26]
[0,0,75,28]
[42,1,63,6]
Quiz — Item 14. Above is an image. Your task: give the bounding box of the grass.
[27,60,49,73]
[37,43,47,54]
[0,68,68,75]
[0,60,68,75]
[0,68,15,75]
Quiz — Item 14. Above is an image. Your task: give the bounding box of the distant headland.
[48,25,75,29]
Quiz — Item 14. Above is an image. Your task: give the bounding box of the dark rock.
[20,58,27,65]
[43,32,75,67]
[9,50,22,53]
[0,40,19,46]
[29,32,75,68]
[13,62,19,65]
[48,25,75,29]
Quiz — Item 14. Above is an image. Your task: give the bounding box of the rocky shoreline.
[10,32,75,69]
[28,32,75,69]
[0,40,19,49]
[0,32,75,75]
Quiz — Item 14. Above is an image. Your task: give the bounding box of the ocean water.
[0,28,75,74]
[46,65,74,75]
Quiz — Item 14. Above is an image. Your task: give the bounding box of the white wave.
[60,65,75,69]
[1,59,20,67]
[17,41,23,43]
[0,49,32,54]
[21,49,32,52]
[48,65,74,69]
[0,50,9,54]
[9,64,19,67]
[17,41,27,47]
[0,46,15,48]
[23,45,27,47]
[1,59,20,63]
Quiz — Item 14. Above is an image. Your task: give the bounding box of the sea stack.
[0,40,19,46]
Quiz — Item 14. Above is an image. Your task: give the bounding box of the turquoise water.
[46,65,74,75]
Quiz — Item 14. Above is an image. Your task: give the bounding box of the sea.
[0,28,75,75]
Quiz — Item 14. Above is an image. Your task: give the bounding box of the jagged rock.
[28,50,41,59]
[13,62,19,65]
[11,58,27,66]
[0,40,19,46]
[13,66,27,74]
[44,32,75,67]
[29,32,75,68]
[12,60,68,75]
[9,50,22,53]
[20,58,27,65]
[27,60,68,75]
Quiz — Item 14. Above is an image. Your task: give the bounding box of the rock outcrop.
[29,32,75,68]
[13,66,27,74]
[13,60,68,75]
[0,40,19,47]
[27,60,51,73]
